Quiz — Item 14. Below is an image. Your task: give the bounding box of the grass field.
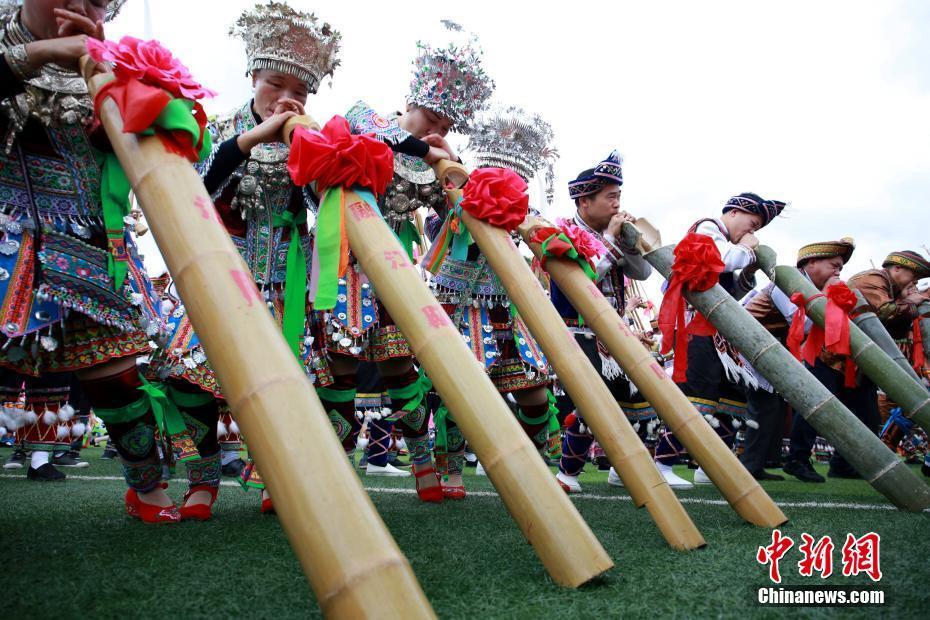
[2,446,928,619]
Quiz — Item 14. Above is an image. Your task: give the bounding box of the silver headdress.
[466,105,559,204]
[231,1,340,93]
[408,20,494,133]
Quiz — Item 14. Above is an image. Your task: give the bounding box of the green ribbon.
[397,219,420,262]
[92,378,186,444]
[433,402,450,452]
[385,368,433,413]
[272,208,308,358]
[313,187,344,310]
[540,232,598,281]
[97,97,213,292]
[167,384,215,409]
[316,385,357,403]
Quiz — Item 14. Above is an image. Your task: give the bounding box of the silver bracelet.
[5,44,36,80]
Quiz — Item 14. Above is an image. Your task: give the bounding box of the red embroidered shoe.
[125,482,169,518]
[441,484,466,500]
[261,495,275,515]
[413,466,444,503]
[179,484,219,521]
[125,487,181,524]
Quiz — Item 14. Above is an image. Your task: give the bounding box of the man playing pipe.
[549,150,654,494]
[847,250,930,467]
[744,238,855,483]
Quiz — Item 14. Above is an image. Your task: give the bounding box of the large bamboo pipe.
[623,220,930,512]
[754,250,930,435]
[83,61,435,619]
[519,216,786,528]
[440,202,705,549]
[849,291,923,383]
[283,118,613,587]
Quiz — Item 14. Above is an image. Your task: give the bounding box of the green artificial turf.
[2,447,928,619]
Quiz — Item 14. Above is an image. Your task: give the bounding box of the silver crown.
[408,20,494,132]
[466,104,559,203]
[231,1,340,93]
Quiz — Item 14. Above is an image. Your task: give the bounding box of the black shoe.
[100,447,118,460]
[3,449,26,469]
[752,470,786,481]
[53,451,89,468]
[922,463,930,478]
[221,457,246,478]
[783,459,826,483]
[827,467,862,479]
[26,463,66,481]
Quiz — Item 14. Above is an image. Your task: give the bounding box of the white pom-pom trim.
[745,419,760,430]
[56,424,70,440]
[229,421,239,435]
[217,420,228,438]
[24,409,38,425]
[42,409,58,426]
[732,418,742,429]
[58,403,75,422]
[703,414,721,428]
[71,422,86,438]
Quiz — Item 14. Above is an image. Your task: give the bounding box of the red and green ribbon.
[94,78,212,291]
[530,226,598,281]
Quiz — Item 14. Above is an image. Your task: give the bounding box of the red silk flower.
[555,218,607,260]
[86,37,217,101]
[658,233,725,383]
[288,116,394,194]
[460,167,529,231]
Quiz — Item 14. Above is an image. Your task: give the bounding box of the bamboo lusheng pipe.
[83,62,436,619]
[519,216,786,529]
[849,291,923,383]
[452,206,706,550]
[624,221,930,512]
[284,119,613,587]
[754,249,930,435]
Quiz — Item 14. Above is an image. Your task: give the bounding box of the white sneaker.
[607,467,623,487]
[693,467,712,485]
[475,461,487,476]
[656,462,693,489]
[366,462,410,477]
[556,471,582,493]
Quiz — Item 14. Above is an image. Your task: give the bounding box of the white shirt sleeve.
[694,220,755,272]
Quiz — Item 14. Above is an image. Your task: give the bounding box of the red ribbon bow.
[287,116,394,193]
[912,318,925,373]
[788,283,858,387]
[459,167,529,231]
[658,233,725,383]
